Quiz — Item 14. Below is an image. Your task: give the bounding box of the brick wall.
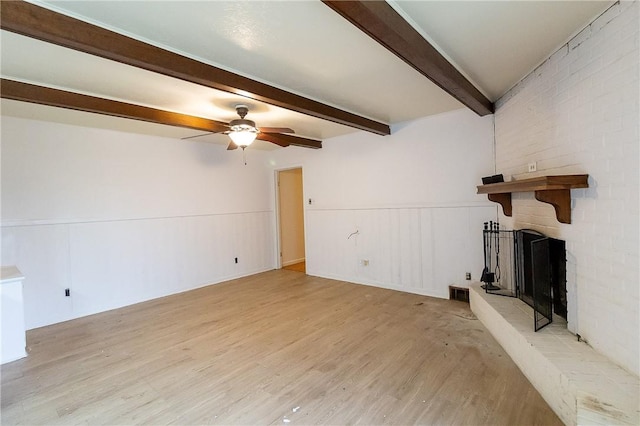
[495,0,639,375]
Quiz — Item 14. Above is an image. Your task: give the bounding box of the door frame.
[274,166,306,270]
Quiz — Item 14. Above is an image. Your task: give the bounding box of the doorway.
[276,168,306,273]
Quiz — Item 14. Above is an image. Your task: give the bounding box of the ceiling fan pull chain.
[243,147,247,166]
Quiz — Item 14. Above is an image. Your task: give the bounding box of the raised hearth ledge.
[469,284,639,426]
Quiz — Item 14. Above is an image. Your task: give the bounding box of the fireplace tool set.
[481,221,499,290]
[481,221,518,297]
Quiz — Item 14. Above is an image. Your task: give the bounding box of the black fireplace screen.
[532,238,553,331]
[482,222,567,331]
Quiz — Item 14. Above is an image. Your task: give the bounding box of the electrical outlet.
[65,288,70,297]
[234,257,238,264]
[362,259,369,266]
[465,272,471,280]
[528,162,537,172]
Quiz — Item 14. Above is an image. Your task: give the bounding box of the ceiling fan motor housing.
[229,118,257,133]
[235,105,249,119]
[229,105,258,133]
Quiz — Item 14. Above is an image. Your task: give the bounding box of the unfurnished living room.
[1,1,638,425]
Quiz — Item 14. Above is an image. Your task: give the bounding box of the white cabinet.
[1,266,27,364]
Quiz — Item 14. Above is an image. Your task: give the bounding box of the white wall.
[278,168,305,266]
[1,117,275,329]
[494,1,639,375]
[1,109,495,329]
[269,108,496,298]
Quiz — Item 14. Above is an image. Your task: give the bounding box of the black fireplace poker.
[481,221,500,291]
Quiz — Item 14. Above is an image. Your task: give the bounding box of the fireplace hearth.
[481,222,567,331]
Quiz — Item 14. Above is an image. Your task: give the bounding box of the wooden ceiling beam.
[1,79,323,149]
[1,0,390,135]
[258,132,322,149]
[1,79,230,134]
[322,1,494,116]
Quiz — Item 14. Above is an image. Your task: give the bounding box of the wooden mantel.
[477,175,589,224]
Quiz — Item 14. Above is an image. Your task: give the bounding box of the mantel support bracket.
[478,174,587,225]
[535,189,572,224]
[488,193,512,217]
[486,190,572,224]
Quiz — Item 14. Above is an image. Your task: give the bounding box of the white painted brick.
[592,1,621,33]
[619,0,636,13]
[470,285,639,426]
[569,49,595,75]
[495,0,640,376]
[549,44,569,67]
[569,25,593,51]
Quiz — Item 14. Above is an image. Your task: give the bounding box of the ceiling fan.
[183,105,322,151]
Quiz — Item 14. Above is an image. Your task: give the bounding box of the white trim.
[273,165,306,271]
[0,210,273,228]
[25,266,274,331]
[305,201,495,212]
[282,258,305,267]
[306,270,447,300]
[274,170,282,269]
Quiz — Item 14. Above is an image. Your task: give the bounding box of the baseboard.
[305,270,447,300]
[27,266,275,331]
[282,258,305,267]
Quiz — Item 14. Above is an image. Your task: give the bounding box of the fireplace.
[481,222,567,331]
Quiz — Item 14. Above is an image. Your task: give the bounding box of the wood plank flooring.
[282,262,306,273]
[1,270,561,425]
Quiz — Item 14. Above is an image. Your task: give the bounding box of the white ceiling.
[1,0,613,147]
[392,1,613,101]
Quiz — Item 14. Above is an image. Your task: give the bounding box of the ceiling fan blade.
[181,128,228,140]
[257,133,322,149]
[181,132,213,140]
[227,141,238,150]
[258,127,295,134]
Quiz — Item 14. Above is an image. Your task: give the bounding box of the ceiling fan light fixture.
[228,128,257,148]
[228,113,258,148]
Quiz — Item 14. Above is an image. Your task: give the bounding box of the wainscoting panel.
[0,224,73,328]
[306,209,359,281]
[420,209,436,295]
[306,206,495,299]
[1,211,275,329]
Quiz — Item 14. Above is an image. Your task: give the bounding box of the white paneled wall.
[495,1,639,375]
[2,104,496,329]
[1,117,275,329]
[271,109,497,299]
[2,213,273,329]
[306,206,494,298]
[0,225,72,327]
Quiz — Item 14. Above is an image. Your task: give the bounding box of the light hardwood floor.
[1,270,560,425]
[282,262,306,273]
